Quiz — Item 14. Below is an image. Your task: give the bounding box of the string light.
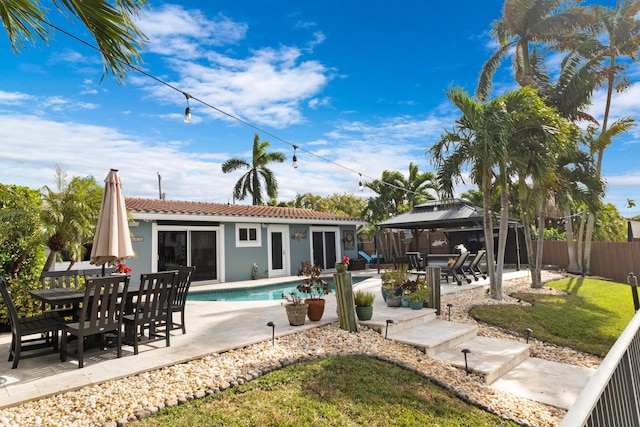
[183,92,192,124]
[41,18,432,200]
[292,145,298,169]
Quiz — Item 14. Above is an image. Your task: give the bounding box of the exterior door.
[268,225,289,277]
[312,229,338,270]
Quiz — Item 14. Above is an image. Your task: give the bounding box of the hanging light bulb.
[183,92,192,124]
[358,173,364,191]
[292,145,299,169]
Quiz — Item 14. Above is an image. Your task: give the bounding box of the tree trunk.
[534,206,545,288]
[519,192,535,280]
[583,212,595,276]
[564,205,581,274]
[43,250,57,272]
[577,207,586,273]
[483,184,499,300]
[495,180,510,297]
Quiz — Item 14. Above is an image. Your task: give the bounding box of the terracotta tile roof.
[125,197,363,222]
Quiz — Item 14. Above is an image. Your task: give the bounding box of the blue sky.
[1,0,638,217]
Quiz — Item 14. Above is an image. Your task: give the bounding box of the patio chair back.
[464,250,487,281]
[1,279,63,368]
[168,266,196,334]
[124,271,177,354]
[61,275,130,368]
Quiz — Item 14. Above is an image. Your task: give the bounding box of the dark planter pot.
[285,304,308,326]
[355,305,373,321]
[305,298,326,321]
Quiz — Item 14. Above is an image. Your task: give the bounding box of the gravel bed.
[0,271,599,427]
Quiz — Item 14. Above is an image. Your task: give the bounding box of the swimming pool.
[188,276,371,302]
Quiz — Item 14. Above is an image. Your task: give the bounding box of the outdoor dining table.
[29,280,140,309]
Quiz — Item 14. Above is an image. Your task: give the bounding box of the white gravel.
[0,271,599,427]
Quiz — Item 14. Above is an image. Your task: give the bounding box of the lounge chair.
[443,251,472,286]
[464,250,487,281]
[1,280,64,369]
[406,252,426,277]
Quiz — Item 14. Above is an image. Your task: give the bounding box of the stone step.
[431,335,530,384]
[387,319,478,356]
[358,307,437,334]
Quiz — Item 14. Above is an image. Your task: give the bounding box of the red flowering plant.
[115,263,132,274]
[340,256,350,266]
[296,261,331,300]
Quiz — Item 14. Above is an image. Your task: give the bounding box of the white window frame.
[235,223,261,247]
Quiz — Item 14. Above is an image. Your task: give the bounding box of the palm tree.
[222,134,286,205]
[581,1,640,274]
[476,0,594,100]
[429,87,513,300]
[40,167,103,272]
[393,163,437,211]
[627,198,636,218]
[0,0,147,80]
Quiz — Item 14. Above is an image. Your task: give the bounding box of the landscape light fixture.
[446,303,453,321]
[385,319,394,339]
[183,92,192,124]
[524,328,533,343]
[267,321,276,346]
[461,348,471,375]
[358,174,364,191]
[292,145,298,168]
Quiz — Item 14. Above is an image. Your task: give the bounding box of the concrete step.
[492,357,596,409]
[358,307,437,334]
[387,319,478,356]
[431,335,530,384]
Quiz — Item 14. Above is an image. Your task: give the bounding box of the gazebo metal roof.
[376,199,484,230]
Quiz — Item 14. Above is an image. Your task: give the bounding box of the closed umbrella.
[90,169,134,269]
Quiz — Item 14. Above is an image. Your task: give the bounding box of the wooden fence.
[538,241,640,283]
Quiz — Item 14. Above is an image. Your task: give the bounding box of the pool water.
[188,276,371,302]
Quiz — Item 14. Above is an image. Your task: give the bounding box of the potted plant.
[354,290,375,321]
[335,256,350,273]
[402,278,430,310]
[380,264,408,302]
[296,261,332,321]
[281,292,308,326]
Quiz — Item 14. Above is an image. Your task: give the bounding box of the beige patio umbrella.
[90,169,134,269]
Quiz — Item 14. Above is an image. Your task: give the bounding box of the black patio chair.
[166,266,196,334]
[39,270,83,317]
[0,279,64,369]
[443,251,472,286]
[61,275,130,368]
[464,250,487,281]
[123,271,177,355]
[406,252,426,277]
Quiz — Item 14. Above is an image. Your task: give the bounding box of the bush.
[354,290,375,307]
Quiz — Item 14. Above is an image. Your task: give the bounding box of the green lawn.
[469,276,635,357]
[138,355,519,427]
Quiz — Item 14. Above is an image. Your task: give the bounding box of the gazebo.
[374,199,526,270]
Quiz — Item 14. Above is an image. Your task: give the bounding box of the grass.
[138,355,519,427]
[469,276,635,357]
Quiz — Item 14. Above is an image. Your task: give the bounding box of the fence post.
[426,267,441,315]
[628,273,639,312]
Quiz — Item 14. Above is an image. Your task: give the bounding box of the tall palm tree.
[222,134,286,205]
[476,0,595,100]
[40,167,103,272]
[0,0,148,80]
[581,1,640,274]
[429,87,513,300]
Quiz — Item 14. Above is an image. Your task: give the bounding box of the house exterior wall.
[101,216,362,285]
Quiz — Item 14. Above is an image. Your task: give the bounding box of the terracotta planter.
[285,303,308,326]
[305,298,326,321]
[355,305,373,321]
